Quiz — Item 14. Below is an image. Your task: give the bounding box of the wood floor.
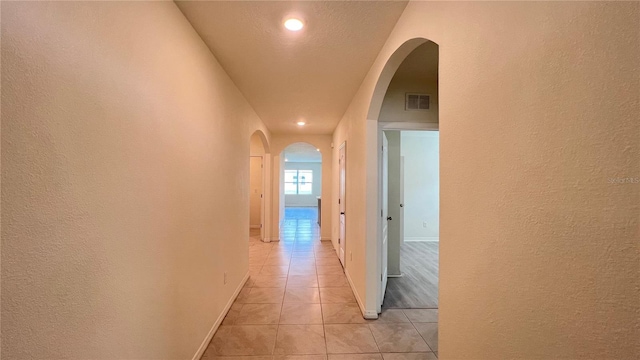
[383,241,439,309]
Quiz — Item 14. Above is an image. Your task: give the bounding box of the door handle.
[341,212,345,215]
[387,216,392,221]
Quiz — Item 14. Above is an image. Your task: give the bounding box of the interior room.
[281,142,323,237]
[384,130,440,309]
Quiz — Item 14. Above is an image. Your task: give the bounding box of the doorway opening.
[249,130,269,242]
[383,130,439,308]
[377,40,439,311]
[367,38,439,354]
[280,142,322,243]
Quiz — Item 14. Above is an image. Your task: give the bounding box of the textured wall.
[249,134,266,229]
[333,1,639,358]
[1,1,269,358]
[379,42,439,124]
[249,157,263,227]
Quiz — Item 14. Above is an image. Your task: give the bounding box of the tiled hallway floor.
[202,209,438,359]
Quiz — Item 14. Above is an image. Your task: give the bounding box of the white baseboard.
[320,237,332,241]
[404,237,439,242]
[388,273,403,278]
[344,269,378,320]
[192,272,249,360]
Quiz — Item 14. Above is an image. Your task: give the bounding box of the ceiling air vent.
[405,93,430,110]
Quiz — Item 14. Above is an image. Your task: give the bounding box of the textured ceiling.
[283,142,322,163]
[176,1,408,134]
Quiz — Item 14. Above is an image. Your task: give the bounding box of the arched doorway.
[249,130,270,242]
[279,142,323,243]
[367,39,440,335]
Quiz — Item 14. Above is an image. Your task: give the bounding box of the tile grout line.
[272,234,293,356]
[315,240,330,357]
[282,233,299,353]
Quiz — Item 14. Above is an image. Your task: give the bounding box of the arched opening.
[367,38,440,349]
[279,142,323,243]
[249,130,270,242]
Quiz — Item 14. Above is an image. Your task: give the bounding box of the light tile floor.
[202,208,438,360]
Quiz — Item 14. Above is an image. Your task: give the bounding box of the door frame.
[380,133,389,304]
[376,121,439,313]
[338,141,347,267]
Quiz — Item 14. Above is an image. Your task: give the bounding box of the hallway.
[3,1,638,359]
[204,212,438,358]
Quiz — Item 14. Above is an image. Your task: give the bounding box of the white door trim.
[338,142,347,267]
[380,133,389,305]
[379,122,439,131]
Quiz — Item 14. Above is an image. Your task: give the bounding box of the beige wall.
[249,157,263,228]
[269,135,333,242]
[249,134,267,229]
[333,1,639,358]
[332,105,371,314]
[379,78,438,124]
[1,1,270,359]
[379,42,439,124]
[250,134,267,156]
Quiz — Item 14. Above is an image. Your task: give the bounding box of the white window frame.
[284,169,313,195]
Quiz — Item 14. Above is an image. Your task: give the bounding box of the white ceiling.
[283,142,322,163]
[176,1,408,135]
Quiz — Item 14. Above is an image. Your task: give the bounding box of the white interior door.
[380,133,389,304]
[339,142,347,267]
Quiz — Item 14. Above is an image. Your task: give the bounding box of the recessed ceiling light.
[285,158,289,162]
[284,18,304,31]
[316,148,320,152]
[296,121,306,126]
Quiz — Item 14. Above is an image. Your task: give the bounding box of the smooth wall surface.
[249,135,266,229]
[1,2,270,359]
[402,131,439,241]
[333,1,639,358]
[249,157,263,227]
[284,162,322,207]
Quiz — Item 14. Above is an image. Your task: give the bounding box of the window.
[284,170,313,195]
